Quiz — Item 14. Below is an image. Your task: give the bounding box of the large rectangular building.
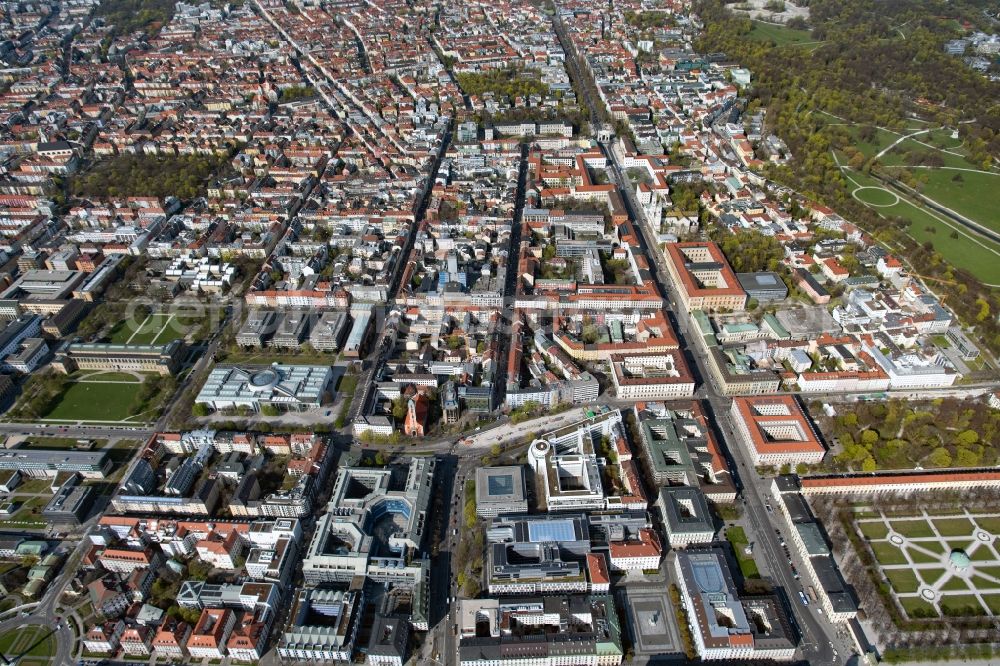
[195,364,332,412]
[656,486,714,547]
[664,242,746,312]
[770,476,858,622]
[0,449,110,478]
[53,339,186,375]
[457,595,624,666]
[486,514,593,595]
[527,408,624,512]
[609,351,695,400]
[673,548,796,661]
[475,466,528,518]
[633,402,736,503]
[730,396,826,466]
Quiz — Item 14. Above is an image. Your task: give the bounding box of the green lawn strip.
[18,437,108,449]
[725,526,760,578]
[840,126,902,160]
[916,540,946,554]
[151,321,187,345]
[125,313,173,344]
[0,626,55,659]
[939,594,986,616]
[871,541,908,565]
[891,519,935,539]
[899,596,939,618]
[107,318,138,344]
[947,540,973,551]
[854,187,898,206]
[970,574,1000,590]
[877,138,981,170]
[858,521,889,539]
[885,568,920,594]
[12,479,52,494]
[933,518,974,537]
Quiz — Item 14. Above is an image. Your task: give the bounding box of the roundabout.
[853,186,900,207]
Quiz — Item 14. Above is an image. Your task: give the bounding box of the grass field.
[841,166,1000,283]
[940,595,985,616]
[859,521,889,539]
[900,596,938,617]
[933,518,975,537]
[919,568,945,585]
[906,547,939,564]
[44,381,144,422]
[885,569,920,594]
[108,312,190,346]
[983,595,1000,615]
[904,169,1000,232]
[0,496,49,529]
[892,519,935,539]
[747,20,813,46]
[871,541,908,565]
[831,115,1000,283]
[0,625,56,662]
[725,526,761,579]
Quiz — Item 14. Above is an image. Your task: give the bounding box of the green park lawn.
[854,187,898,206]
[939,594,986,616]
[892,520,935,539]
[107,313,188,345]
[885,569,920,594]
[0,625,56,661]
[858,521,889,540]
[974,516,1000,534]
[939,576,969,591]
[43,381,144,422]
[933,518,974,537]
[900,596,938,618]
[871,541,908,566]
[909,169,1000,232]
[982,595,1000,615]
[725,526,760,578]
[906,547,939,564]
[747,20,813,46]
[843,167,1000,283]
